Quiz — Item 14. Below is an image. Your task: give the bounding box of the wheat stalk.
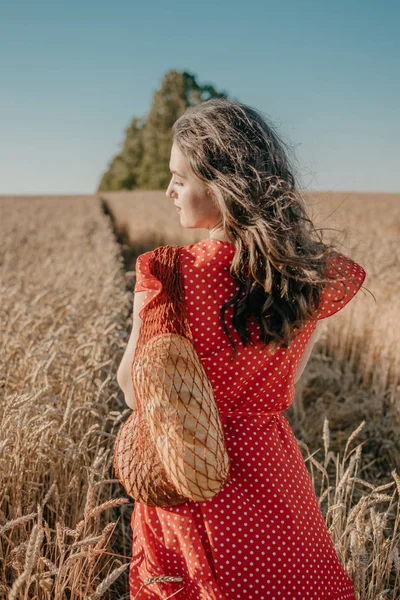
[90,562,130,598]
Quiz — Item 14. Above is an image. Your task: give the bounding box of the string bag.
[113,245,231,507]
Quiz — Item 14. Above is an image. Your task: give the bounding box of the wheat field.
[1,191,399,599]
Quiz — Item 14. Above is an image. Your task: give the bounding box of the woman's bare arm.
[293,321,325,384]
[116,291,147,409]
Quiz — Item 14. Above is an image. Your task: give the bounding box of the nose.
[165,181,175,199]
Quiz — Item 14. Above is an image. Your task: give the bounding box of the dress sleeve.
[133,250,163,320]
[316,250,366,320]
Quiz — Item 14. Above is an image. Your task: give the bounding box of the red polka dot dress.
[128,239,366,600]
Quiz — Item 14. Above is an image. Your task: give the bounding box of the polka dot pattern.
[315,250,366,320]
[129,240,365,599]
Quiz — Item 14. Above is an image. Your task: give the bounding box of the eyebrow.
[169,167,186,179]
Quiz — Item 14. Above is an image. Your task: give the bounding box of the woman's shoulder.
[133,240,234,287]
[183,239,235,252]
[180,239,235,262]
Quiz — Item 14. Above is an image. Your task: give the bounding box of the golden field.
[0,191,399,599]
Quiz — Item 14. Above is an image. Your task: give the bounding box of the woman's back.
[128,238,366,600]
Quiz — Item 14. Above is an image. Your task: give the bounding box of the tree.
[96,70,229,192]
[97,117,145,192]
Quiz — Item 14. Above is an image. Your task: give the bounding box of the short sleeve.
[133,250,163,320]
[316,250,366,320]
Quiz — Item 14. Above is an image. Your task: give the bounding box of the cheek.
[180,188,191,205]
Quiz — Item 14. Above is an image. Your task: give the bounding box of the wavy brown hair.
[172,98,362,359]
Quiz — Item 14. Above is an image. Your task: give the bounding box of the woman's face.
[166,141,222,231]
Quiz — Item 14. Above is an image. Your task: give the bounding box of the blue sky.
[1,0,399,194]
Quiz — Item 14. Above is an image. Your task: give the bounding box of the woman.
[117,98,366,599]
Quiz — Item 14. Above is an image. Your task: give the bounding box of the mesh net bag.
[113,245,231,507]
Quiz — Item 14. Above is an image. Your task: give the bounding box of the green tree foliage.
[97,70,230,192]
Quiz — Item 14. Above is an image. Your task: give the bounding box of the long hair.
[172,98,358,358]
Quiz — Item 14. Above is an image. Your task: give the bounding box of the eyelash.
[173,179,183,186]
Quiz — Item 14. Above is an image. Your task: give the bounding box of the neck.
[209,221,228,241]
